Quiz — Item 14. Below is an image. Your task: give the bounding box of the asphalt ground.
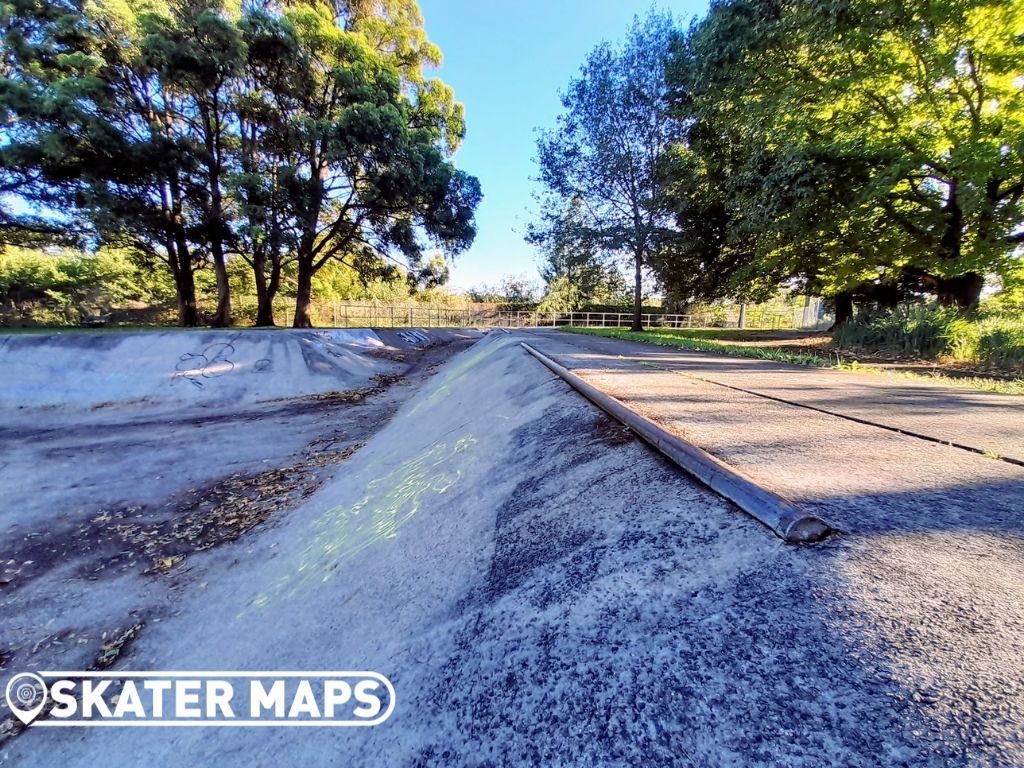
[533,328,1024,464]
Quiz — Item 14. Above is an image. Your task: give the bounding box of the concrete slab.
[531,329,1024,463]
[0,328,483,414]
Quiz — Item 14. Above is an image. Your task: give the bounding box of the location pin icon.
[5,673,47,725]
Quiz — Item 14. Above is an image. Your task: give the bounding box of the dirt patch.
[589,413,634,447]
[0,421,366,591]
[93,622,144,668]
[116,444,363,576]
[366,346,417,364]
[299,372,403,403]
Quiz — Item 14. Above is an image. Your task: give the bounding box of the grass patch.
[848,365,1024,396]
[833,306,1024,368]
[559,326,1024,395]
[561,327,828,366]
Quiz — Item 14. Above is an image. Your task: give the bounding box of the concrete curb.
[521,342,836,544]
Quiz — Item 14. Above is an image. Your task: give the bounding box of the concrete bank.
[0,328,479,414]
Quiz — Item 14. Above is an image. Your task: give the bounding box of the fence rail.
[177,299,827,330]
[493,308,827,330]
[217,299,501,328]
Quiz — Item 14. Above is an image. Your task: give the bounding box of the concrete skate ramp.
[5,330,1022,765]
[0,327,479,411]
[3,329,989,768]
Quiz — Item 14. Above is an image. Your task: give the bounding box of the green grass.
[561,327,828,366]
[609,327,778,342]
[833,305,1024,368]
[858,367,1024,396]
[559,326,1024,396]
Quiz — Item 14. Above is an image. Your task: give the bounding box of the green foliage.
[833,305,957,356]
[833,305,1024,367]
[537,275,583,313]
[0,246,173,324]
[532,11,679,329]
[530,196,631,310]
[0,0,478,328]
[983,263,1024,315]
[467,275,539,309]
[657,0,1024,311]
[236,1,480,326]
[561,327,828,367]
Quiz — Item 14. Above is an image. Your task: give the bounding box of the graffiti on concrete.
[398,331,430,345]
[173,338,238,389]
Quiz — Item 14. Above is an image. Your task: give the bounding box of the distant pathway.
[527,329,1024,463]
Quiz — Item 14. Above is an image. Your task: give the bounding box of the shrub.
[0,247,173,326]
[834,305,1024,368]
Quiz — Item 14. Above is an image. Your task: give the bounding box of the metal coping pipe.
[521,342,836,544]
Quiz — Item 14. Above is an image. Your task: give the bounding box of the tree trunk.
[830,291,854,330]
[738,303,747,329]
[201,100,231,328]
[166,169,200,328]
[174,252,200,327]
[176,278,200,327]
[631,251,643,332]
[171,230,200,327]
[935,272,983,310]
[293,258,315,328]
[210,239,232,327]
[932,182,980,310]
[253,249,275,327]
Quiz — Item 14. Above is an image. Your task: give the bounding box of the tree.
[468,274,539,307]
[661,0,1024,317]
[0,0,478,328]
[235,2,479,328]
[0,0,82,249]
[141,0,245,326]
[528,194,625,308]
[534,11,678,331]
[0,0,228,326]
[822,0,1024,309]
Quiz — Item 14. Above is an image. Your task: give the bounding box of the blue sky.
[418,0,709,291]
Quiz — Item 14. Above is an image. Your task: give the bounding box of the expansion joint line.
[633,360,1024,469]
